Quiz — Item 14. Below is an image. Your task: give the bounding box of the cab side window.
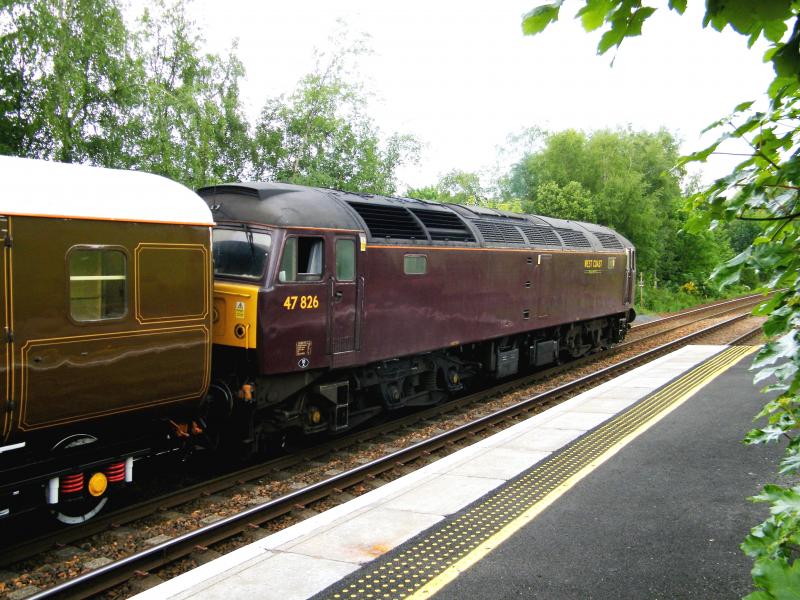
[279,237,324,282]
[335,239,355,281]
[69,247,127,321]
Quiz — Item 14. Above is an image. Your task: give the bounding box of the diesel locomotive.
[0,157,635,524]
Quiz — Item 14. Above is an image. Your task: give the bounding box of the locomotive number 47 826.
[283,295,320,310]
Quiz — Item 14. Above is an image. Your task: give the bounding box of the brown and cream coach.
[0,156,213,523]
[0,157,635,523]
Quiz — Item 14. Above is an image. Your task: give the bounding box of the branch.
[736,212,800,221]
[734,183,800,191]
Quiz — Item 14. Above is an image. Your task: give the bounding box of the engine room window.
[404,254,427,275]
[279,237,324,282]
[335,239,356,281]
[212,228,271,280]
[69,248,127,321]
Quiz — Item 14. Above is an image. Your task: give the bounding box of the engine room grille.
[410,208,475,242]
[554,227,592,248]
[593,232,624,249]
[347,202,426,240]
[518,224,562,247]
[473,220,525,245]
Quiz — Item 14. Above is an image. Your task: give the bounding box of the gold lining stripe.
[368,244,625,255]
[134,243,210,324]
[327,345,758,600]
[3,211,213,227]
[18,325,210,430]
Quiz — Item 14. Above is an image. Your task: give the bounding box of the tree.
[129,0,251,188]
[0,0,138,165]
[503,127,703,281]
[532,180,596,222]
[522,2,800,597]
[253,39,419,195]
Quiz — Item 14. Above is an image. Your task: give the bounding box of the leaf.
[779,452,800,475]
[668,0,687,14]
[597,23,626,53]
[772,19,800,79]
[522,3,563,35]
[734,100,756,113]
[577,0,613,32]
[751,557,800,599]
[745,425,788,445]
[763,305,794,337]
[627,7,657,37]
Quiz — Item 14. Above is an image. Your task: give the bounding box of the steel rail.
[27,311,758,600]
[630,292,766,332]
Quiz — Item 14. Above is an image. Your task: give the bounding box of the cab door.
[266,234,330,374]
[329,237,359,364]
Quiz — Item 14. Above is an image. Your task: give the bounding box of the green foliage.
[0,0,138,164]
[501,127,723,285]
[522,1,800,597]
[528,180,595,222]
[1,2,416,193]
[406,169,486,205]
[253,39,419,195]
[130,0,252,188]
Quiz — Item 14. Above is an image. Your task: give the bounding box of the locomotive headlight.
[88,472,108,497]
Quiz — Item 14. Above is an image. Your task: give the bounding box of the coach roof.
[2,156,214,226]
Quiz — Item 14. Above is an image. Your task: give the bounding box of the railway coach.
[200,182,636,455]
[0,156,214,523]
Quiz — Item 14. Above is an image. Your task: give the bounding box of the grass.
[633,284,752,316]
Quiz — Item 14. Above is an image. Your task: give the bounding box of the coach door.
[329,237,359,361]
[0,217,11,442]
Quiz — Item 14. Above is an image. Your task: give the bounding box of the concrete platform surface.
[427,346,780,600]
[131,345,731,600]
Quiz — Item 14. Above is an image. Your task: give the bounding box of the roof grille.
[347,202,426,240]
[518,224,562,246]
[554,227,592,248]
[593,232,624,249]
[474,221,504,243]
[410,208,475,242]
[474,220,525,245]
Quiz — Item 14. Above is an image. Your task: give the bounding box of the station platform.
[132,344,778,600]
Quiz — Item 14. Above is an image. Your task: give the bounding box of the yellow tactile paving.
[325,345,758,600]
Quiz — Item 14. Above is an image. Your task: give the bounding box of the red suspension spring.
[60,473,84,494]
[104,462,126,483]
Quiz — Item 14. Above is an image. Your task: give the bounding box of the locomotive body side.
[354,243,631,365]
[200,182,635,446]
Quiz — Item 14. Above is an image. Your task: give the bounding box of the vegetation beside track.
[523,2,800,598]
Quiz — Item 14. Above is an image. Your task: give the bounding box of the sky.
[179,0,775,192]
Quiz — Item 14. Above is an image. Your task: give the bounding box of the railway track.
[4,296,766,600]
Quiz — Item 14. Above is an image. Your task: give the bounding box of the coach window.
[335,239,355,281]
[279,236,324,282]
[68,247,127,321]
[404,254,427,275]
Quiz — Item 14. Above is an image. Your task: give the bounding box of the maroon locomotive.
[199,182,636,453]
[0,158,634,524]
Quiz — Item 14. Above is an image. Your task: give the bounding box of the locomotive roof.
[2,156,214,226]
[197,181,634,252]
